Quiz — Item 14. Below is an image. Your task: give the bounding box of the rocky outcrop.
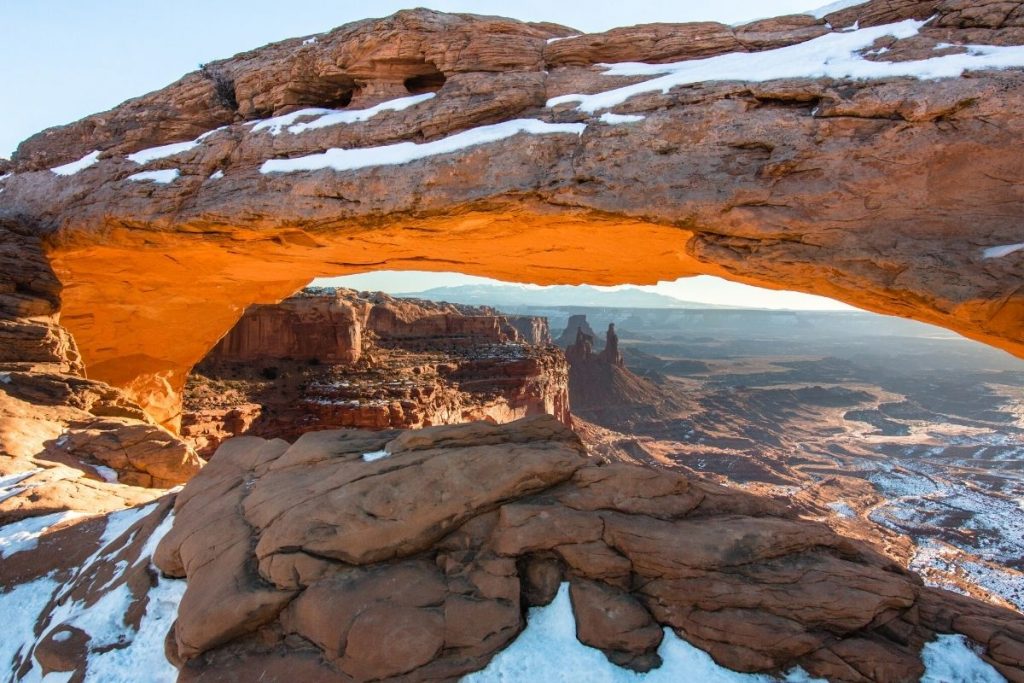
[563,318,672,429]
[506,315,551,345]
[556,314,599,349]
[204,292,365,364]
[145,416,1024,682]
[0,221,202,519]
[182,288,570,454]
[0,1,1020,425]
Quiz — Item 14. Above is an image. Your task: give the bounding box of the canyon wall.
[182,288,570,453]
[204,294,366,364]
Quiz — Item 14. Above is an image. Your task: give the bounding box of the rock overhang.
[0,0,1021,428]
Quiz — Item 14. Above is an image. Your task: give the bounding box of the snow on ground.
[465,584,1005,682]
[0,173,11,182]
[0,469,42,504]
[463,583,823,682]
[362,450,390,462]
[126,127,225,165]
[920,634,1005,683]
[260,119,586,174]
[826,500,856,518]
[7,504,185,683]
[982,243,1024,259]
[127,169,180,184]
[92,465,119,484]
[599,113,646,125]
[0,575,61,675]
[547,20,1024,113]
[50,151,101,176]
[251,93,435,136]
[209,170,224,180]
[0,511,86,559]
[806,0,869,20]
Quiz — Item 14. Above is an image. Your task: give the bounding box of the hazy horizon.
[314,271,858,311]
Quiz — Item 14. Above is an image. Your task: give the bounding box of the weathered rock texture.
[0,220,202,519]
[182,288,570,454]
[150,416,1024,682]
[0,0,1021,427]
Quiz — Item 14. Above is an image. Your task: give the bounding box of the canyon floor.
[538,306,1024,614]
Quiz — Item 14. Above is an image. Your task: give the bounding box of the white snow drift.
[547,20,1024,113]
[50,151,101,176]
[250,93,435,136]
[260,119,586,174]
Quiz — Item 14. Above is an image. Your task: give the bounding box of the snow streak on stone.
[982,243,1024,259]
[93,465,119,483]
[209,170,225,180]
[362,450,390,462]
[0,511,86,559]
[260,119,586,174]
[251,93,435,136]
[547,20,1024,113]
[599,113,646,125]
[287,93,436,134]
[127,127,225,165]
[127,169,180,184]
[464,583,824,682]
[50,151,101,176]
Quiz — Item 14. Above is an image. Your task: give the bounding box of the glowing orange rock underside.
[47,212,1023,431]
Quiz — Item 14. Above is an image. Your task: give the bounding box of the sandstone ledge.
[153,416,1024,682]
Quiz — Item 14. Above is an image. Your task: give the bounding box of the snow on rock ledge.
[0,498,183,682]
[547,20,1024,113]
[259,119,586,174]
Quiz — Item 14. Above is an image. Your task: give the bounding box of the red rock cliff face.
[205,294,365,364]
[182,288,571,453]
[507,315,552,345]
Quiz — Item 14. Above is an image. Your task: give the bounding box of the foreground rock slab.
[153,416,1024,682]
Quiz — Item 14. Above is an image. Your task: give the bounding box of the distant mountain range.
[395,284,742,309]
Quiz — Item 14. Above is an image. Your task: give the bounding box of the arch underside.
[48,201,1023,430]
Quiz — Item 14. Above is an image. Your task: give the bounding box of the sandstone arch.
[2,1,1023,429]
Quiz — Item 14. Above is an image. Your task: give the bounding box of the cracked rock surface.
[154,416,1024,682]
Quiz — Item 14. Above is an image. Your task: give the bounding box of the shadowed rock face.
[0,221,202,522]
[0,0,1021,427]
[147,415,1024,682]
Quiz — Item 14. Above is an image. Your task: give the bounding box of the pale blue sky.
[1,0,853,310]
[1,0,820,158]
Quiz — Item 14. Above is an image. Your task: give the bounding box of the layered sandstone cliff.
[0,1,1020,427]
[0,221,201,523]
[182,288,570,454]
